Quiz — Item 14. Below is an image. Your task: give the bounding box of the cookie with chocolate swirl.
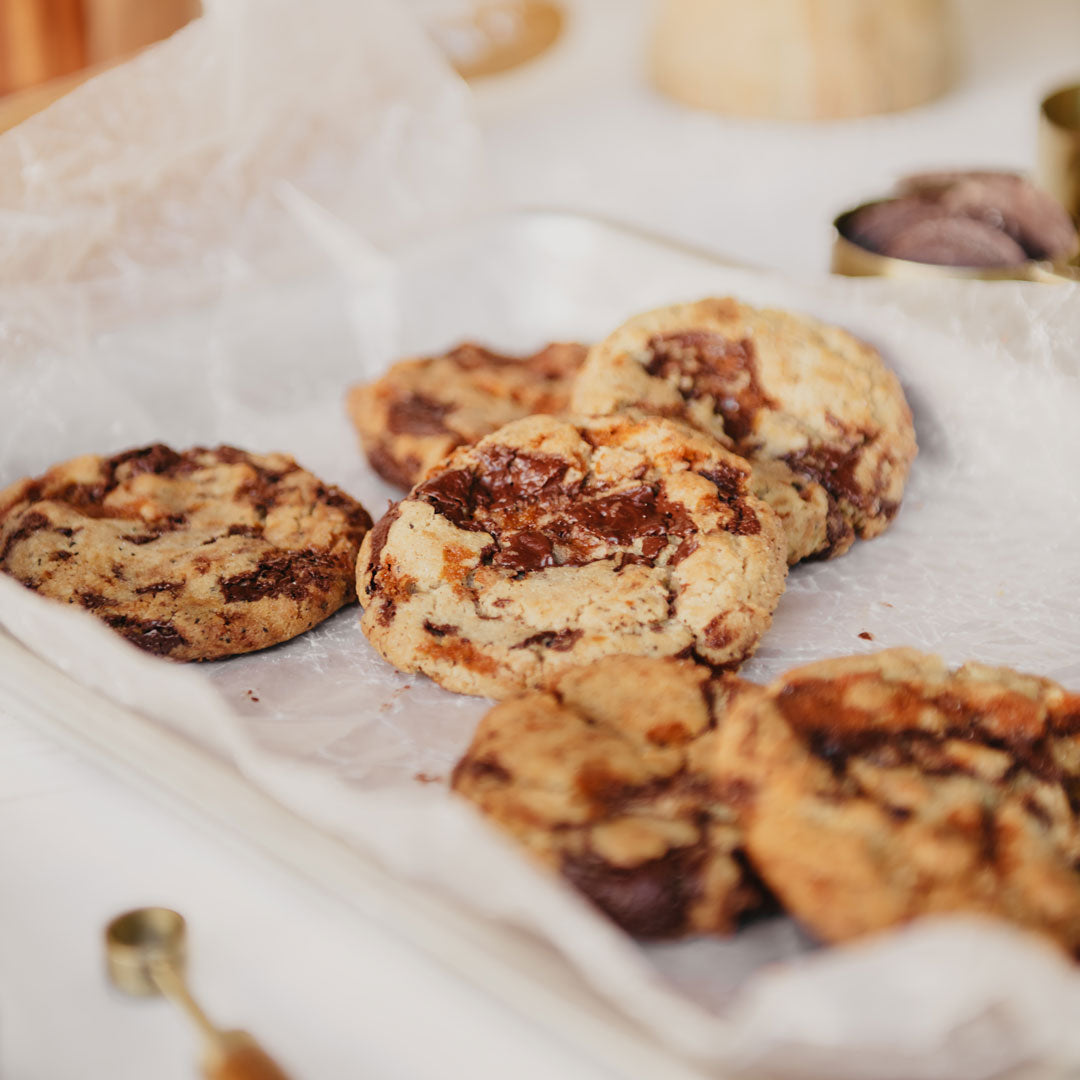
[712,648,1080,952]
[572,298,917,563]
[357,413,787,698]
[0,445,371,660]
[348,341,587,489]
[453,655,769,938]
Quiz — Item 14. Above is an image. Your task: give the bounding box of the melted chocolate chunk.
[417,449,573,526]
[119,514,188,546]
[226,523,264,538]
[77,592,110,610]
[135,581,184,596]
[703,616,735,650]
[784,442,871,513]
[561,846,705,938]
[107,444,183,480]
[777,676,1068,785]
[573,485,691,546]
[103,615,189,657]
[451,756,512,786]
[415,446,712,576]
[698,461,743,502]
[365,504,402,594]
[1051,699,1080,737]
[803,496,853,561]
[514,629,583,651]
[54,483,109,513]
[669,536,699,564]
[423,621,458,638]
[367,443,423,490]
[415,469,479,530]
[220,549,344,603]
[697,467,760,535]
[199,445,255,466]
[979,805,999,864]
[1022,794,1054,829]
[645,333,777,447]
[236,471,287,517]
[491,529,557,572]
[386,393,455,436]
[474,446,572,507]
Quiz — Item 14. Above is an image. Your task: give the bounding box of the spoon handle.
[205,1031,292,1080]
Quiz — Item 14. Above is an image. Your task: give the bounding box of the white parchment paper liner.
[1,4,1080,1077]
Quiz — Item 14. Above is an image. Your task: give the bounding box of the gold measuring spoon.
[105,907,292,1080]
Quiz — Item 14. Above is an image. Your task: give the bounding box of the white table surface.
[4,2,1079,1077]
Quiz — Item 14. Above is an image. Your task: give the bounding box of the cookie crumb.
[414,772,442,784]
[245,689,260,702]
[858,631,874,641]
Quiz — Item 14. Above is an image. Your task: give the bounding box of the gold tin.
[1038,83,1080,224]
[832,201,1080,284]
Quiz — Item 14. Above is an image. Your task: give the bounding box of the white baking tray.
[2,210,1078,1080]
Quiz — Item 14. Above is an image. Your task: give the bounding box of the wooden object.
[651,0,956,121]
[1039,84,1080,224]
[83,0,200,65]
[105,908,293,1080]
[0,0,200,132]
[0,0,86,97]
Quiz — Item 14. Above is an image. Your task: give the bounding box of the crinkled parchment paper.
[2,5,1080,1078]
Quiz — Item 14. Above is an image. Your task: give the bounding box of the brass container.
[832,201,1080,284]
[1038,82,1080,223]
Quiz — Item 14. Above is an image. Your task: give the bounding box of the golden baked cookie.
[453,655,768,937]
[358,413,787,698]
[571,298,917,562]
[347,341,587,489]
[0,444,371,661]
[711,648,1080,951]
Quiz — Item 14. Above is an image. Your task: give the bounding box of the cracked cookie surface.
[0,444,372,661]
[712,648,1080,951]
[571,298,917,562]
[452,655,768,937]
[357,413,787,698]
[347,341,588,489]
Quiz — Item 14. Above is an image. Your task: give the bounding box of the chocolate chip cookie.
[712,648,1080,952]
[358,413,787,698]
[0,444,372,661]
[452,655,768,937]
[571,298,918,562]
[347,341,588,489]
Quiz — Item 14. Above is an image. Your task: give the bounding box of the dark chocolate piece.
[644,333,777,446]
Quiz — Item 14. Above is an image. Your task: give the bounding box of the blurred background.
[0,0,1078,272]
